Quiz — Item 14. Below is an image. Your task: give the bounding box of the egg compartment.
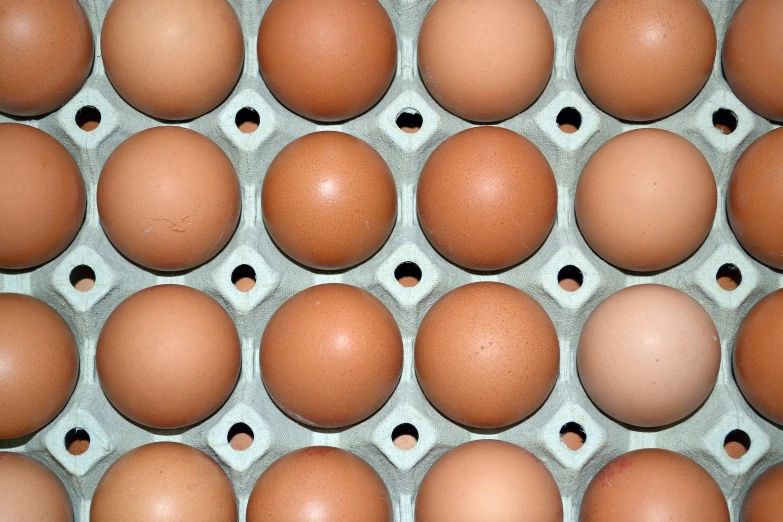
[1,0,782,520]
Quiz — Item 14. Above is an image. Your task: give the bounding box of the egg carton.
[1,0,782,520]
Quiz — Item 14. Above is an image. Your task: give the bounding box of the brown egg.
[728,128,783,270]
[723,0,783,122]
[575,129,716,272]
[415,282,559,428]
[0,452,73,521]
[0,294,78,439]
[580,449,729,521]
[91,442,237,522]
[101,0,243,120]
[97,285,240,429]
[417,0,554,122]
[578,284,720,427]
[0,0,93,117]
[97,126,241,272]
[416,440,562,522]
[261,132,397,271]
[733,289,783,426]
[247,446,392,522]
[417,127,557,271]
[260,284,402,428]
[741,461,783,521]
[258,0,396,122]
[575,0,716,121]
[0,123,86,270]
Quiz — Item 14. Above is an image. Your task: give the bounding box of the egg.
[741,461,783,521]
[416,440,563,522]
[417,127,557,271]
[727,128,783,270]
[260,284,402,428]
[97,126,241,272]
[733,288,783,426]
[575,0,716,121]
[91,442,237,522]
[723,0,783,122]
[575,129,716,272]
[257,0,396,122]
[0,452,73,521]
[96,285,240,429]
[261,132,397,271]
[415,282,559,428]
[0,123,86,270]
[0,293,78,439]
[417,0,554,122]
[580,449,729,521]
[578,284,720,427]
[101,0,243,120]
[0,0,93,117]
[247,446,391,521]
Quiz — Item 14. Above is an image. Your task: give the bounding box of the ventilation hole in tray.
[396,109,422,134]
[556,107,582,134]
[560,422,586,451]
[724,429,750,459]
[69,265,96,292]
[557,265,583,292]
[394,262,422,287]
[232,264,256,292]
[64,428,90,455]
[75,106,101,131]
[716,263,742,291]
[392,423,418,450]
[235,107,260,133]
[713,108,738,135]
[228,423,254,451]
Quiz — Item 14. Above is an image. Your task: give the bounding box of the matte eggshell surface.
[0,452,73,521]
[415,282,559,428]
[741,461,783,522]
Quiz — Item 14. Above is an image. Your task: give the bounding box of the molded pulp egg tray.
[1,0,781,520]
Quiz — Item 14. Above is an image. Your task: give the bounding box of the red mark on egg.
[597,457,633,487]
[305,446,336,457]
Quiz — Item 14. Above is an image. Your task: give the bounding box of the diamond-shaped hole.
[557,265,583,292]
[391,423,418,450]
[396,109,422,134]
[236,107,260,134]
[716,263,742,291]
[69,265,95,292]
[232,264,256,292]
[724,429,750,459]
[559,422,586,451]
[75,106,101,132]
[227,422,254,451]
[64,428,91,456]
[394,261,422,288]
[556,107,582,134]
[713,108,738,135]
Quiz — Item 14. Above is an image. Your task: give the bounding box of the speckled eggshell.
[416,440,563,522]
[0,0,93,117]
[261,131,397,271]
[741,461,783,521]
[101,0,244,120]
[97,126,241,272]
[575,0,716,121]
[0,123,86,270]
[723,0,783,122]
[575,129,716,272]
[415,282,559,428]
[417,0,554,122]
[416,127,557,271]
[96,285,241,429]
[260,284,403,428]
[728,128,783,270]
[733,289,783,426]
[257,0,397,122]
[577,284,720,427]
[0,452,73,521]
[90,442,237,522]
[246,446,393,522]
[580,449,728,521]
[0,293,78,440]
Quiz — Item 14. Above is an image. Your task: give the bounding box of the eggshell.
[575,0,716,121]
[577,284,720,427]
[723,0,783,122]
[0,0,93,117]
[0,452,73,521]
[97,126,241,272]
[416,440,563,522]
[727,128,783,270]
[261,132,397,270]
[0,123,86,270]
[260,283,402,428]
[415,282,559,428]
[101,0,244,120]
[0,293,78,439]
[257,0,396,122]
[246,446,392,522]
[733,289,783,426]
[580,449,729,521]
[96,285,241,429]
[417,0,554,122]
[91,442,237,522]
[575,129,716,272]
[741,461,783,521]
[416,127,557,271]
